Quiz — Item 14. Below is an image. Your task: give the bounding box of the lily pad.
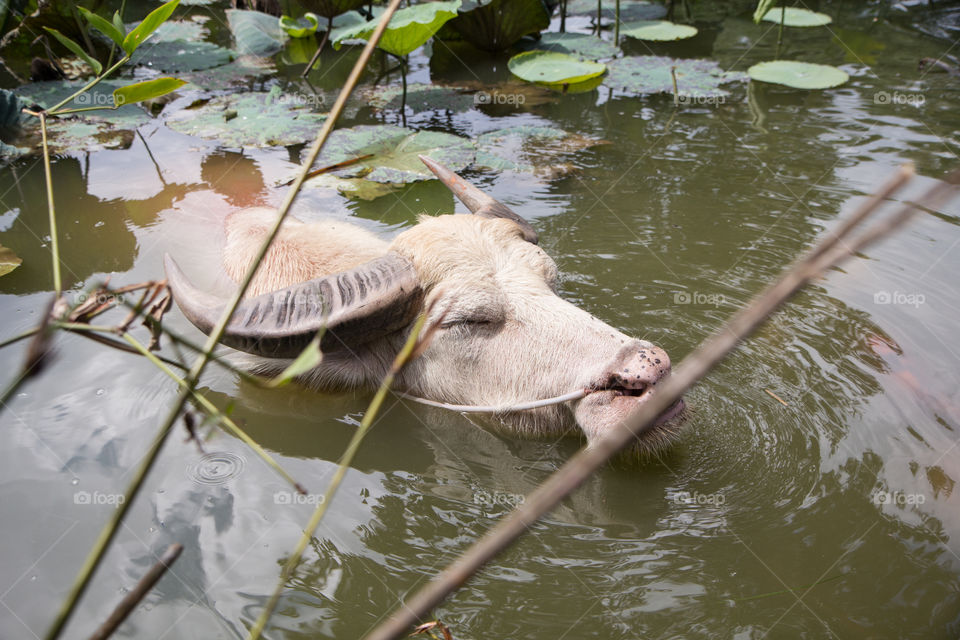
[0,243,21,277]
[301,124,475,198]
[760,7,832,27]
[522,32,619,61]
[603,56,747,96]
[564,0,666,21]
[165,86,328,147]
[446,0,552,52]
[227,8,289,56]
[181,55,277,91]
[620,20,698,41]
[131,40,234,72]
[508,50,606,86]
[747,60,848,89]
[474,125,606,178]
[362,83,475,113]
[332,1,461,57]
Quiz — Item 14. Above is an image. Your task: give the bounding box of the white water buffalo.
[164,157,684,454]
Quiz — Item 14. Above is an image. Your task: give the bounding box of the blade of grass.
[43,2,404,637]
[247,310,429,640]
[38,112,61,295]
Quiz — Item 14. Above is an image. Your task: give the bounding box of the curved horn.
[164,253,423,359]
[418,154,539,244]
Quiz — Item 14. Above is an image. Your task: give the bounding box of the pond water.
[2,1,960,638]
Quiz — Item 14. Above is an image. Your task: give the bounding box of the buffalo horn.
[164,252,423,359]
[418,154,539,244]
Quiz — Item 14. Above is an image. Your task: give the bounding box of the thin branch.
[247,310,430,640]
[362,166,960,640]
[38,112,61,295]
[87,543,183,640]
[43,3,406,637]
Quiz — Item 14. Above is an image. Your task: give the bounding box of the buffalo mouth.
[578,382,687,457]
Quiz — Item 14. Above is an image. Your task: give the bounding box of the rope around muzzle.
[394,389,588,413]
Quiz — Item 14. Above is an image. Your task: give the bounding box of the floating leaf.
[280,13,320,38]
[522,32,619,61]
[620,20,698,41]
[747,60,848,89]
[565,0,666,21]
[125,19,207,43]
[760,7,832,27]
[268,335,322,387]
[131,40,234,72]
[362,83,475,113]
[474,125,606,178]
[227,8,289,56]
[165,86,328,147]
[603,55,747,96]
[332,1,461,57]
[305,174,406,200]
[181,56,276,91]
[43,27,103,75]
[0,243,21,277]
[123,0,181,55]
[446,0,551,52]
[79,7,125,47]
[114,77,187,106]
[508,50,606,86]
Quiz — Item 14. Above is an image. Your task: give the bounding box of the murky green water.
[2,1,960,638]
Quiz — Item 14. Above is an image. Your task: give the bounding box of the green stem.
[46,55,129,114]
[121,334,307,495]
[38,113,61,295]
[247,312,428,640]
[0,327,40,350]
[43,3,404,637]
[614,0,620,46]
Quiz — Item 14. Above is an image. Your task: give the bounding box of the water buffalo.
[164,157,684,454]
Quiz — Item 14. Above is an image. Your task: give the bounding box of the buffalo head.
[164,157,685,455]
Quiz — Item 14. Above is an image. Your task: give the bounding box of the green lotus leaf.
[446,0,551,52]
[280,13,320,38]
[474,125,606,177]
[180,56,277,91]
[508,50,606,86]
[620,20,698,41]
[363,83,475,113]
[760,7,832,27]
[748,60,848,89]
[603,55,746,96]
[522,32,620,61]
[227,8,289,56]
[165,86,328,147]
[332,1,461,57]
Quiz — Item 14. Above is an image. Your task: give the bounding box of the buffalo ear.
[164,252,423,358]
[418,155,539,244]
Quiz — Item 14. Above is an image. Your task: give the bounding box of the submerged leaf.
[0,243,21,277]
[521,32,619,61]
[474,125,606,178]
[564,0,666,21]
[332,1,461,57]
[603,55,747,96]
[760,7,832,27]
[620,20,698,42]
[747,60,848,89]
[131,40,234,72]
[126,19,207,43]
[228,8,289,56]
[446,0,551,52]
[165,86,328,147]
[508,50,606,86]
[181,56,276,91]
[362,83,475,113]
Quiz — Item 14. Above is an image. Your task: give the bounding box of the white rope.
[395,389,588,413]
